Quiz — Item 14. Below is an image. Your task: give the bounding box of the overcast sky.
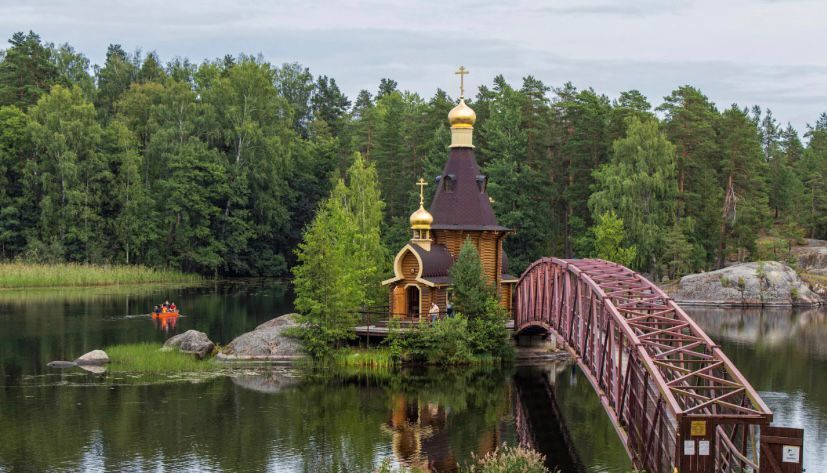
[2,0,826,131]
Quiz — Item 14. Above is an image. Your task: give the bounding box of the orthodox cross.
[417,178,427,206]
[455,66,469,98]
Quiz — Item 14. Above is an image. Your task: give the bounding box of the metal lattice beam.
[514,258,774,473]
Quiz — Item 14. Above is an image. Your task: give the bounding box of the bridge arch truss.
[514,258,779,473]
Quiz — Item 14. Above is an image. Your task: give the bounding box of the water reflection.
[153,313,180,333]
[0,280,292,379]
[687,306,827,471]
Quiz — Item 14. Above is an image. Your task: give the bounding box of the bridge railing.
[514,258,801,473]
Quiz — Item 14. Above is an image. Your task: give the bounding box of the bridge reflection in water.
[514,258,804,473]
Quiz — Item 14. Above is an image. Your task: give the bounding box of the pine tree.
[800,118,827,238]
[292,191,367,359]
[718,105,770,263]
[449,239,495,318]
[0,31,61,109]
[481,75,550,273]
[657,86,722,269]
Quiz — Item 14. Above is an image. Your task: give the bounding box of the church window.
[443,174,456,192]
[476,175,487,193]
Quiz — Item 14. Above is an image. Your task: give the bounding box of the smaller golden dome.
[410,205,433,229]
[448,99,476,128]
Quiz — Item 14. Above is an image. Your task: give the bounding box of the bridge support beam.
[513,258,802,473]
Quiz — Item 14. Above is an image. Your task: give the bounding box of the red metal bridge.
[513,258,804,473]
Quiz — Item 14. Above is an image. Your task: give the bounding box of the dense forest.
[0,31,824,278]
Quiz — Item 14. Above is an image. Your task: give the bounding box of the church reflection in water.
[383,393,502,472]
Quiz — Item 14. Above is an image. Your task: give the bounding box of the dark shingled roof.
[410,244,453,278]
[429,147,509,231]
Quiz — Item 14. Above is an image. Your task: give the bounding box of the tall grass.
[334,348,397,368]
[106,343,217,374]
[0,263,201,288]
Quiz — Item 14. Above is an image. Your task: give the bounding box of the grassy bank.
[0,263,201,288]
[107,343,217,374]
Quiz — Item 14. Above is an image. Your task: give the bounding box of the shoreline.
[0,262,202,289]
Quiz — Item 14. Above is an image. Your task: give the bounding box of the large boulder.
[793,239,827,276]
[75,349,110,366]
[217,314,305,361]
[671,262,821,306]
[163,330,215,359]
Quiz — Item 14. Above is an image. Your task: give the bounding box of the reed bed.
[334,348,397,368]
[106,343,217,374]
[0,263,201,288]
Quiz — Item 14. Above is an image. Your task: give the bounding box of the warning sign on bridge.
[690,420,707,437]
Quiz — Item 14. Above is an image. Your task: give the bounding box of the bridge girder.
[513,258,788,473]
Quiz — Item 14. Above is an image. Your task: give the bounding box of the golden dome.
[410,205,433,229]
[448,99,476,128]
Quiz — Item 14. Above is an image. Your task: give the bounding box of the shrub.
[462,445,550,473]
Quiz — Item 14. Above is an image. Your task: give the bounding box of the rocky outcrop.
[163,330,215,359]
[75,349,110,365]
[217,314,305,362]
[671,262,821,306]
[793,239,827,275]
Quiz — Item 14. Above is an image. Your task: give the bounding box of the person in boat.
[153,305,161,316]
[163,300,170,312]
[170,302,177,312]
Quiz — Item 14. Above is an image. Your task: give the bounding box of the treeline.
[0,31,825,278]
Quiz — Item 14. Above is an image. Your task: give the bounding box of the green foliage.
[0,30,824,279]
[334,152,387,304]
[591,211,637,267]
[590,116,677,274]
[386,315,507,366]
[450,239,496,317]
[0,31,60,109]
[292,196,367,360]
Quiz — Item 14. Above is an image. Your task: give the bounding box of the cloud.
[0,0,825,131]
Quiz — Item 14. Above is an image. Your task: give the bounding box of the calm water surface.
[0,281,821,472]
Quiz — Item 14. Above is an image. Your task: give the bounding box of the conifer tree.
[657,86,722,269]
[0,31,60,109]
[292,190,367,359]
[449,239,495,318]
[718,105,770,263]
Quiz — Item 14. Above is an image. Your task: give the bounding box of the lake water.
[0,281,822,472]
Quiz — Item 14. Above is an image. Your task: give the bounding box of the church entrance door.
[406,286,420,319]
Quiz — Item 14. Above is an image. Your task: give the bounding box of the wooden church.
[382,67,518,319]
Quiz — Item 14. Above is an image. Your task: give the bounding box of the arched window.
[443,174,456,192]
[476,175,487,193]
